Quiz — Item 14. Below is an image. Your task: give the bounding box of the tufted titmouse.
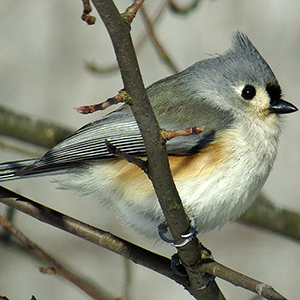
[0,32,297,239]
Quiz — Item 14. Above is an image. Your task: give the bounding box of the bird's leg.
[158,217,215,283]
[157,216,198,247]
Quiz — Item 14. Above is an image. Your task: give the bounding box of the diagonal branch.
[0,215,112,300]
[89,1,223,299]
[0,185,186,285]
[86,1,169,74]
[239,193,300,242]
[140,5,179,73]
[0,104,73,149]
[75,90,131,114]
[1,103,300,245]
[0,186,287,300]
[200,262,286,300]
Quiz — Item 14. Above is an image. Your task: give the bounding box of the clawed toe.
[158,216,198,247]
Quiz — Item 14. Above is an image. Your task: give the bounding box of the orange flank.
[107,138,231,200]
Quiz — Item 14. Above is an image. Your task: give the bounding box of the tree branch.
[0,104,73,149]
[200,262,286,300]
[0,2,296,299]
[86,1,169,75]
[122,0,145,24]
[1,103,299,245]
[75,90,130,114]
[139,6,179,73]
[0,185,186,285]
[0,215,112,300]
[0,186,287,300]
[89,1,223,298]
[239,193,300,242]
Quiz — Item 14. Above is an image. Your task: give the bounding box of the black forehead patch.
[266,84,282,105]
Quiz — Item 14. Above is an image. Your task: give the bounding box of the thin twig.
[168,0,201,15]
[135,1,169,50]
[81,0,96,25]
[0,187,288,300]
[122,0,145,24]
[105,139,148,172]
[0,215,112,300]
[86,1,168,75]
[140,6,179,74]
[161,126,204,141]
[75,90,131,114]
[201,261,287,300]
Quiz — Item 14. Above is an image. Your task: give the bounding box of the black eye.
[241,85,256,100]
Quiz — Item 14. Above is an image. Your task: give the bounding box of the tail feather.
[0,158,82,181]
[0,159,38,181]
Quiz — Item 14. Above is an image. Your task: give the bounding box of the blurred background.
[0,0,299,299]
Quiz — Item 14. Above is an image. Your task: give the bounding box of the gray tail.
[0,159,38,181]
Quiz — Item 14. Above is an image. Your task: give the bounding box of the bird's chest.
[172,123,278,222]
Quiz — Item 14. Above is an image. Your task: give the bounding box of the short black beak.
[269,99,298,114]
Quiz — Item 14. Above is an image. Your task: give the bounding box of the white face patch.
[234,84,272,117]
[233,84,281,139]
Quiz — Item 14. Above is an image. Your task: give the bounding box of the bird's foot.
[157,216,198,247]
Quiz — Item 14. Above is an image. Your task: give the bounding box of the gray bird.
[0,32,297,239]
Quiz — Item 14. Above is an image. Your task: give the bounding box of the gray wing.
[17,106,145,176]
[4,68,235,179]
[0,159,37,181]
[14,104,217,177]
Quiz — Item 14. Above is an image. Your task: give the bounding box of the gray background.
[0,1,299,299]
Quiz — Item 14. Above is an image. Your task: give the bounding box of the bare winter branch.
[161,126,204,141]
[0,215,113,300]
[89,2,223,298]
[75,90,131,114]
[140,6,179,73]
[81,0,96,25]
[168,0,201,15]
[105,139,148,172]
[0,187,288,300]
[0,186,187,286]
[201,261,287,300]
[122,0,145,24]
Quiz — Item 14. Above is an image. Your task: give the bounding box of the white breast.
[61,114,281,239]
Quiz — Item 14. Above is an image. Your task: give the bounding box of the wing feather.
[16,102,223,177]
[10,72,235,178]
[18,108,147,175]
